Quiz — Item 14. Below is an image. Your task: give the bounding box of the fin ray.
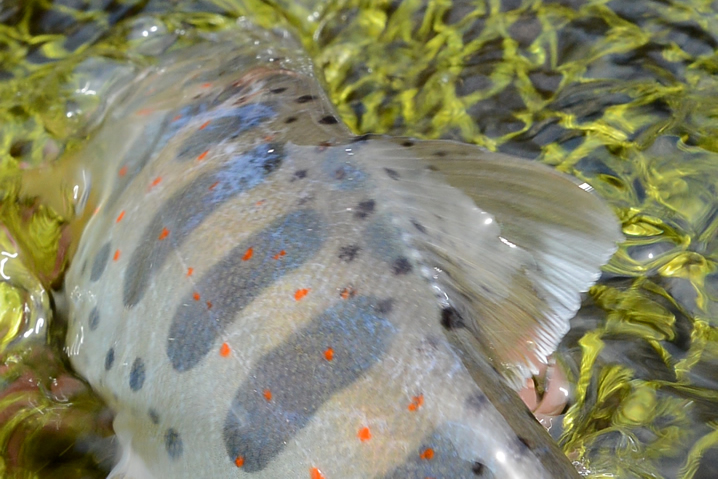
[360,137,622,387]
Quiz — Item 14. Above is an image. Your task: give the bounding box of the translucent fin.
[359,136,622,387]
[107,413,156,479]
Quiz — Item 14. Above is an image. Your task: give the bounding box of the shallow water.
[1,0,718,478]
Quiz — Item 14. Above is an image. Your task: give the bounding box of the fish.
[53,20,622,479]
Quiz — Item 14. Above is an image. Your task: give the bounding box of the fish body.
[62,23,620,479]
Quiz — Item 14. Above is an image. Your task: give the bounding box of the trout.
[56,22,621,479]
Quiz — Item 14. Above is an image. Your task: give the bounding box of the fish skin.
[59,22,619,479]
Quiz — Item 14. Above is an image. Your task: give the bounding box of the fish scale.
[60,22,621,479]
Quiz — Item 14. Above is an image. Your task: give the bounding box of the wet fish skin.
[61,22,620,479]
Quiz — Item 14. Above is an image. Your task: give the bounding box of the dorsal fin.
[356,136,622,387]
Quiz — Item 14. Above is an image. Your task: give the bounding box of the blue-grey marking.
[164,428,183,460]
[88,306,100,331]
[129,357,146,391]
[106,114,170,208]
[176,104,275,161]
[322,148,368,191]
[223,296,396,472]
[90,242,111,282]
[364,216,410,270]
[381,430,488,479]
[122,143,285,308]
[104,348,115,371]
[166,209,325,372]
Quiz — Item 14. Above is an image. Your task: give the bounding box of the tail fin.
[359,136,622,387]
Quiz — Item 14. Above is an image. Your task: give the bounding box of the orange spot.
[256,200,264,206]
[158,227,169,240]
[201,82,212,88]
[242,247,253,261]
[234,455,244,467]
[206,301,213,309]
[193,292,201,301]
[263,389,272,401]
[116,210,125,223]
[151,176,162,187]
[199,120,211,130]
[358,427,371,442]
[118,166,128,177]
[220,343,231,357]
[340,286,355,300]
[310,468,325,479]
[408,395,424,412]
[113,250,121,261]
[263,134,275,142]
[172,114,182,122]
[273,250,286,260]
[187,267,194,277]
[294,288,310,301]
[324,348,334,361]
[420,448,434,460]
[209,181,219,190]
[198,150,209,161]
[93,206,100,216]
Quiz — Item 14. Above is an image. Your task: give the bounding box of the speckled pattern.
[61,24,619,479]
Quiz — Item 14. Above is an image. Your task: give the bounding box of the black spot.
[472,462,485,475]
[401,140,415,147]
[149,409,160,424]
[9,140,31,158]
[392,257,412,275]
[104,348,115,371]
[351,134,371,143]
[90,242,111,282]
[516,436,533,450]
[319,115,339,125]
[334,167,346,180]
[285,116,297,124]
[129,358,145,391]
[262,146,283,173]
[440,307,464,329]
[296,94,317,103]
[338,244,360,262]
[88,307,100,331]
[465,392,488,411]
[354,199,376,219]
[384,168,400,181]
[165,428,183,459]
[269,87,287,94]
[292,169,308,180]
[426,164,440,172]
[411,219,427,234]
[376,299,394,315]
